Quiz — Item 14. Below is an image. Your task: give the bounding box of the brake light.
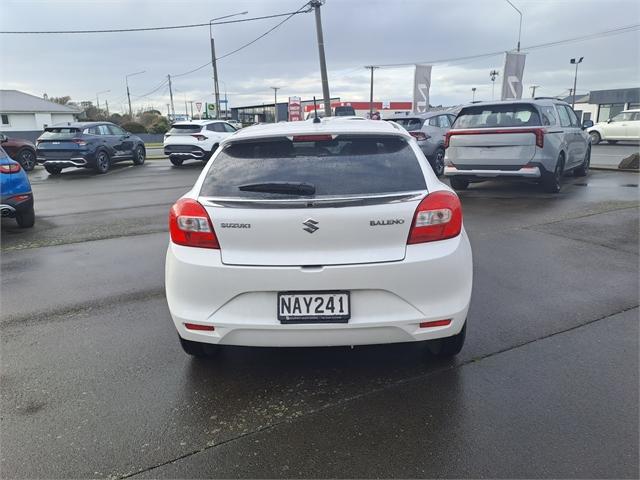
[445,128,545,149]
[0,163,21,173]
[191,134,207,141]
[10,194,31,202]
[291,135,334,142]
[72,138,87,146]
[407,191,462,244]
[409,131,430,141]
[184,323,215,331]
[420,319,452,328]
[169,198,219,249]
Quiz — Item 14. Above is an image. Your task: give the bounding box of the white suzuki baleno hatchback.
[165,119,473,357]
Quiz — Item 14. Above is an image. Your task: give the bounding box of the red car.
[0,133,37,171]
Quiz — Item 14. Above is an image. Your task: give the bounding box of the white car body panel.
[587,109,640,141]
[165,119,473,347]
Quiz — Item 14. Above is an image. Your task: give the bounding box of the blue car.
[0,146,35,228]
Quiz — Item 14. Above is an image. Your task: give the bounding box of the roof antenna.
[312,96,321,124]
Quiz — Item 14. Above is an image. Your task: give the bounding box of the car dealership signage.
[501,51,527,100]
[288,96,302,121]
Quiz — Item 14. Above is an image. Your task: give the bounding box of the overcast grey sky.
[1,0,638,114]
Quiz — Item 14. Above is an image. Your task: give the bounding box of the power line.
[171,1,311,79]
[0,9,312,34]
[131,78,169,99]
[373,23,640,68]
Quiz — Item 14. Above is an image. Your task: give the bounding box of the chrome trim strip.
[199,191,425,209]
[444,166,541,178]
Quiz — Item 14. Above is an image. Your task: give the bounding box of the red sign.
[288,96,302,121]
[195,102,202,112]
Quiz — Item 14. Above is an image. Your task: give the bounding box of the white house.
[0,89,80,132]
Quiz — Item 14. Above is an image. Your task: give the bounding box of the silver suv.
[444,99,592,193]
[387,111,457,176]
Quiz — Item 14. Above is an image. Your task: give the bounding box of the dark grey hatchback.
[36,122,146,175]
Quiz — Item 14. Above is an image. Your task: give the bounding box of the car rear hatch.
[447,103,542,169]
[36,127,83,159]
[198,134,427,266]
[165,124,204,144]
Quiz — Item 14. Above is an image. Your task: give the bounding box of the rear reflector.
[407,191,462,244]
[10,194,31,202]
[445,128,545,148]
[420,319,452,328]
[169,198,220,249]
[0,163,21,173]
[291,134,334,142]
[184,323,215,331]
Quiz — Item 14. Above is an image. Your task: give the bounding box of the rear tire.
[45,165,62,175]
[16,207,35,228]
[132,146,145,165]
[427,323,466,357]
[17,148,36,171]
[589,131,601,145]
[179,337,220,357]
[450,177,469,190]
[204,144,219,163]
[542,155,564,193]
[432,147,445,176]
[170,156,183,167]
[94,150,110,174]
[574,147,590,177]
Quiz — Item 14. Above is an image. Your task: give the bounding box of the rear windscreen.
[40,128,81,140]
[454,104,541,128]
[168,124,203,134]
[200,135,426,199]
[389,118,424,131]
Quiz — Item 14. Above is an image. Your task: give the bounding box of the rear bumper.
[164,144,208,160]
[39,158,88,168]
[444,164,541,178]
[165,232,473,347]
[0,193,33,217]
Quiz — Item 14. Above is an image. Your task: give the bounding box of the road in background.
[1,164,638,478]
[591,142,638,168]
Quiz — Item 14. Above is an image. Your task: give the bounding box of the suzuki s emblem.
[302,218,319,234]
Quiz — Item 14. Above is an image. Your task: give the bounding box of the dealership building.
[565,87,640,123]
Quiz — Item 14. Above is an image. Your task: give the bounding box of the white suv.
[587,109,640,144]
[165,119,473,358]
[164,120,237,166]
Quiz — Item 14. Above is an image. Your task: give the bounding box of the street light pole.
[505,0,523,52]
[365,66,379,117]
[570,57,584,109]
[490,70,499,100]
[125,70,145,119]
[471,87,476,102]
[271,87,280,123]
[530,84,540,98]
[311,0,331,116]
[210,11,248,120]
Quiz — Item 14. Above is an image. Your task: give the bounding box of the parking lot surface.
[1,161,638,478]
[590,142,639,168]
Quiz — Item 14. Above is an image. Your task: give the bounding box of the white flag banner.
[413,64,432,113]
[501,51,527,100]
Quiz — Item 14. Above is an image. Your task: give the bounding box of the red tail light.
[10,194,31,202]
[169,198,219,249]
[191,134,207,141]
[445,128,545,149]
[420,319,452,328]
[72,138,87,146]
[409,131,430,141]
[0,163,21,173]
[407,191,462,244]
[184,323,215,331]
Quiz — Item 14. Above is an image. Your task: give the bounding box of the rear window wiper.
[238,182,316,195]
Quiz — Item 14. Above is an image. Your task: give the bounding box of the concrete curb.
[591,166,639,173]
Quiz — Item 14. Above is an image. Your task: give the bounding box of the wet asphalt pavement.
[1,159,638,478]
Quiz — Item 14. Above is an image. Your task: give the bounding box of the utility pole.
[490,70,499,100]
[365,66,379,117]
[570,57,584,109]
[166,104,170,118]
[471,87,477,102]
[271,87,280,122]
[105,100,109,117]
[125,70,145,119]
[530,85,540,98]
[311,0,331,116]
[189,101,194,119]
[185,98,188,117]
[167,74,175,120]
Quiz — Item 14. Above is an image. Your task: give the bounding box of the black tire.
[132,145,145,165]
[574,147,591,177]
[589,131,601,145]
[427,322,466,357]
[170,156,184,167]
[16,207,35,228]
[608,140,618,145]
[17,148,36,171]
[432,147,445,176]
[542,155,564,193]
[450,177,469,190]
[94,150,110,174]
[179,337,220,357]
[45,165,62,175]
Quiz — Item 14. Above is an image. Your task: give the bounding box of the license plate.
[277,291,350,324]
